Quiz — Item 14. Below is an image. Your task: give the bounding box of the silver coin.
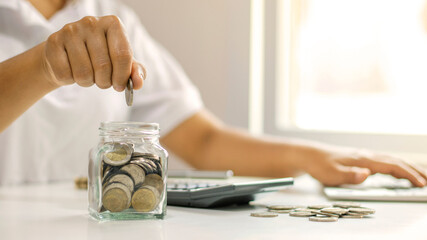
[310,210,339,217]
[132,152,160,161]
[346,212,371,216]
[308,204,332,210]
[146,160,158,171]
[131,159,155,174]
[103,143,133,166]
[125,78,133,106]
[132,185,160,212]
[289,211,316,217]
[309,216,338,222]
[120,164,146,186]
[341,215,365,219]
[268,209,292,214]
[250,212,279,218]
[267,205,305,210]
[102,166,117,184]
[139,163,154,174]
[293,208,313,212]
[348,208,375,214]
[102,164,113,179]
[102,182,132,212]
[104,174,135,192]
[321,207,349,215]
[143,173,164,193]
[153,161,163,176]
[333,202,361,208]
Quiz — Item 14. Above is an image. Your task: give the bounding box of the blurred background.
[122,0,427,167]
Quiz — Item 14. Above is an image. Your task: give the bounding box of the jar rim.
[99,121,160,136]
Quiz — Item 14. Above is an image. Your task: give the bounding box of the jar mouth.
[99,122,159,137]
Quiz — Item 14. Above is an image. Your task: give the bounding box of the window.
[260,0,427,157]
[278,0,427,134]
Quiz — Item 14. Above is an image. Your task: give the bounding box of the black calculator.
[167,177,294,208]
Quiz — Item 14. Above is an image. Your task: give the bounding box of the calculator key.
[197,183,208,188]
[176,183,188,189]
[187,183,198,189]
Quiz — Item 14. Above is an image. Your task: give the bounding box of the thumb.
[335,166,371,185]
[130,60,146,90]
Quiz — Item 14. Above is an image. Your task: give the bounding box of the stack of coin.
[101,142,164,213]
[130,152,163,176]
[251,202,375,222]
[74,176,88,190]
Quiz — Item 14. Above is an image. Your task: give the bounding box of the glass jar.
[88,122,168,220]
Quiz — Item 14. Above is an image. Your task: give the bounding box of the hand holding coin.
[42,16,146,92]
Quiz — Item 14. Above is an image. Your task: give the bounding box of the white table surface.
[1,175,426,240]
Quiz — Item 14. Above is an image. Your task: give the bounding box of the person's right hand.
[303,147,427,187]
[42,15,146,91]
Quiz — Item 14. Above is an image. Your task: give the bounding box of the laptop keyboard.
[324,174,427,201]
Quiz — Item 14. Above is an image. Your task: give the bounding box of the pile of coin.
[101,142,164,213]
[251,202,375,222]
[74,176,88,189]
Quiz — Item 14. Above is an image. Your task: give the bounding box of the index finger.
[407,162,427,180]
[342,157,426,187]
[102,15,133,92]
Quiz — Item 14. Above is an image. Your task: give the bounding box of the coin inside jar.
[132,152,159,160]
[143,173,164,193]
[102,182,132,212]
[104,174,134,192]
[132,185,160,212]
[103,143,132,166]
[131,159,155,174]
[120,164,145,186]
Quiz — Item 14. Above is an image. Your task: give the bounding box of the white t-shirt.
[0,0,203,185]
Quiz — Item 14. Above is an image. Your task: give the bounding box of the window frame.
[261,0,427,157]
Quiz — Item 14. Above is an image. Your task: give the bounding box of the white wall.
[121,0,251,129]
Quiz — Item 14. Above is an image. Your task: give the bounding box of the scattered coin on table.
[309,216,339,222]
[250,202,375,222]
[321,207,349,215]
[268,209,292,214]
[308,204,331,210]
[267,205,305,210]
[289,211,316,217]
[250,212,279,218]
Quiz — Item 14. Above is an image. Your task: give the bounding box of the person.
[0,0,426,187]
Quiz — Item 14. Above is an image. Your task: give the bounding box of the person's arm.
[161,110,427,187]
[0,15,145,133]
[0,43,56,132]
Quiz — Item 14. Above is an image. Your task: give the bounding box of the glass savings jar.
[88,122,168,220]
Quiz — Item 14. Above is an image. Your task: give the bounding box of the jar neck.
[99,122,160,142]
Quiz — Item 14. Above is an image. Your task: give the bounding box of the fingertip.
[416,178,426,187]
[354,171,370,184]
[130,62,145,90]
[113,85,125,92]
[131,71,143,90]
[346,167,370,184]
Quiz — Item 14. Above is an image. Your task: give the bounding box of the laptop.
[323,173,427,202]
